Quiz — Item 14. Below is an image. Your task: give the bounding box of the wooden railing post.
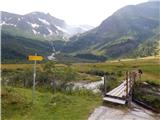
[125,71,128,97]
[125,71,130,105]
[128,72,132,106]
[129,72,132,92]
[104,75,107,96]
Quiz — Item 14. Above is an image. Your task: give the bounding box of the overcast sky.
[1,0,148,26]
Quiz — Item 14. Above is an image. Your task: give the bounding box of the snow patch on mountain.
[55,30,59,35]
[47,28,53,35]
[32,29,40,35]
[27,22,40,28]
[38,18,50,25]
[55,25,69,34]
[0,21,6,25]
[32,29,37,34]
[1,21,16,27]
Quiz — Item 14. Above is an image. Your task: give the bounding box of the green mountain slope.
[1,32,52,63]
[1,31,94,63]
[1,23,68,63]
[131,34,160,57]
[64,1,160,59]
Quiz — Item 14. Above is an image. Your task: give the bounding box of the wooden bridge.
[103,71,141,105]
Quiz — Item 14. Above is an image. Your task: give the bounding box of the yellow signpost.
[28,55,43,61]
[28,54,43,104]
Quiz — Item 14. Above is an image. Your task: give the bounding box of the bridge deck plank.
[103,97,126,104]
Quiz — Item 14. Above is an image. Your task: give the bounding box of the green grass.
[133,82,160,112]
[72,57,160,85]
[2,57,159,85]
[2,87,101,120]
[1,63,101,82]
[2,57,160,85]
[1,57,160,118]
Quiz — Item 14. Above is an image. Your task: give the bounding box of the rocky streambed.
[72,78,104,93]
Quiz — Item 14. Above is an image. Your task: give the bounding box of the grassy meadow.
[2,56,160,84]
[72,56,160,85]
[1,56,160,119]
[2,87,101,120]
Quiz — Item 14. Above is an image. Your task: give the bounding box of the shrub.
[133,82,160,111]
[87,69,105,76]
[50,93,72,104]
[117,71,123,77]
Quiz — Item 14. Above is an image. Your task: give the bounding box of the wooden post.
[125,71,129,104]
[104,75,107,96]
[128,72,132,107]
[125,71,128,97]
[129,72,132,93]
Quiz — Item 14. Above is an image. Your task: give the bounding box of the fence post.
[125,71,129,104]
[104,75,107,96]
[128,72,132,107]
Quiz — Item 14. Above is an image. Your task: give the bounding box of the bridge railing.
[125,70,142,105]
[103,70,142,105]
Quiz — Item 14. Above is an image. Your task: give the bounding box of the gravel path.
[88,103,160,120]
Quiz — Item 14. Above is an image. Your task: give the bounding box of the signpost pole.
[32,53,37,104]
[28,53,43,104]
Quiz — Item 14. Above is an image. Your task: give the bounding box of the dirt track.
[88,103,160,120]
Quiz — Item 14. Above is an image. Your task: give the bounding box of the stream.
[72,77,104,93]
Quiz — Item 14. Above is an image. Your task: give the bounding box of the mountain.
[66,25,94,36]
[1,31,97,63]
[2,2,159,62]
[1,11,94,63]
[63,1,160,59]
[1,11,94,41]
[1,32,52,63]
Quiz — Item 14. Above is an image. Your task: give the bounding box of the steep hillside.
[1,32,52,62]
[1,32,97,63]
[64,1,160,59]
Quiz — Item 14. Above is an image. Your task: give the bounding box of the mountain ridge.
[1,1,159,62]
[63,1,160,59]
[1,11,94,41]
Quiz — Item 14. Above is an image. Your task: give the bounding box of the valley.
[1,1,160,120]
[1,1,160,63]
